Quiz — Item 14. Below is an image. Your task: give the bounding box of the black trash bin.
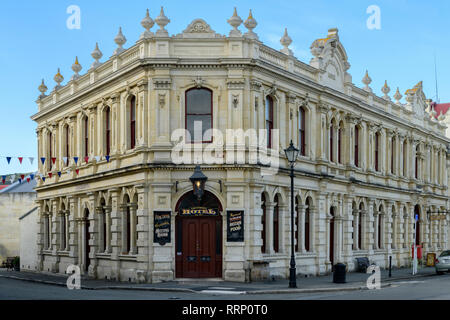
[333,263,346,283]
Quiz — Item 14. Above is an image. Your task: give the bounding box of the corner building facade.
[31,10,450,283]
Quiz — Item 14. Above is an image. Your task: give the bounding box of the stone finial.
[393,87,402,105]
[53,68,64,90]
[38,79,48,98]
[155,6,170,37]
[71,56,82,81]
[438,112,446,122]
[280,28,293,56]
[90,42,103,70]
[114,27,127,55]
[362,70,372,92]
[381,80,391,100]
[140,8,154,39]
[227,7,243,37]
[243,9,258,40]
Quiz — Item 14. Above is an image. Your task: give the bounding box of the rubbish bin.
[333,263,346,283]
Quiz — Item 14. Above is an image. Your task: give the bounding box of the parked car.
[435,250,450,275]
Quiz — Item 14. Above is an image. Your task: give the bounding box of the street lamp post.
[284,140,300,288]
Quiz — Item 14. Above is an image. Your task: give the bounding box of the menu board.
[154,211,171,245]
[227,211,244,242]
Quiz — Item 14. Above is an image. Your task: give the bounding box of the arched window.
[265,96,274,148]
[338,122,343,164]
[358,203,364,250]
[129,96,136,149]
[273,195,279,253]
[83,116,89,158]
[354,125,359,167]
[305,198,311,252]
[298,107,306,156]
[47,131,53,170]
[403,139,408,177]
[186,88,213,143]
[330,123,334,162]
[391,137,395,174]
[60,205,66,251]
[104,107,111,156]
[374,132,380,171]
[45,214,51,250]
[378,206,383,249]
[261,194,266,254]
[64,125,70,166]
[415,145,419,179]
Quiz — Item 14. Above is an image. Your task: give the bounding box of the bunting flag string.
[1,154,115,185]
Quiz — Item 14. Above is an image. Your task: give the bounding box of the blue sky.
[0,0,449,175]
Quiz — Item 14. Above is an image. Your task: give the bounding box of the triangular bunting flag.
[10,174,15,183]
[63,157,68,165]
[29,157,34,165]
[95,156,101,162]
[48,173,53,178]
[40,157,46,165]
[51,158,56,165]
[84,156,89,164]
[6,157,11,164]
[1,176,5,184]
[57,171,62,177]
[106,155,110,162]
[42,177,46,182]
[75,169,79,175]
[18,178,22,184]
[27,178,30,183]
[18,157,23,164]
[20,174,25,180]
[30,174,35,180]
[74,157,79,164]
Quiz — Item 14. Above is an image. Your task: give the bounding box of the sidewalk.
[0,266,437,295]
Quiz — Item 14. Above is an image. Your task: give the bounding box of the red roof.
[433,103,450,118]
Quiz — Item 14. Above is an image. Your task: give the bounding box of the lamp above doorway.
[190,165,208,201]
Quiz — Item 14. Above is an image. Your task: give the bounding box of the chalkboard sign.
[154,211,171,245]
[227,210,244,242]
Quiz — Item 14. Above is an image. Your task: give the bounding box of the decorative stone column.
[104,206,112,253]
[135,184,149,282]
[129,203,138,255]
[367,199,375,253]
[297,204,306,253]
[249,186,264,260]
[265,202,275,254]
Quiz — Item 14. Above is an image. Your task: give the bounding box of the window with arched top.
[129,96,136,149]
[265,96,274,148]
[104,107,111,156]
[298,107,306,156]
[338,122,343,164]
[305,197,311,252]
[374,132,380,171]
[330,123,334,162]
[64,125,70,166]
[415,145,420,179]
[83,116,89,158]
[186,88,213,143]
[261,193,266,254]
[48,131,53,170]
[273,195,280,253]
[403,139,408,177]
[354,125,360,167]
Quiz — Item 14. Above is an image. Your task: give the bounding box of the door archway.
[175,190,223,278]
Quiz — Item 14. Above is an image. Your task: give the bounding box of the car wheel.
[436,270,444,275]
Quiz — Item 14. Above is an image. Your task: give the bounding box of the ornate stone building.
[31,7,450,283]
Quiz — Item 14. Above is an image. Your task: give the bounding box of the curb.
[0,272,436,295]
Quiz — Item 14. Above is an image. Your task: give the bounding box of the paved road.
[0,274,449,300]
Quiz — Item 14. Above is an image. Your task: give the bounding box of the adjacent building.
[30,8,450,282]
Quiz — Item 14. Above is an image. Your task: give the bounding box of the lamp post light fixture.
[284,140,300,288]
[190,165,208,201]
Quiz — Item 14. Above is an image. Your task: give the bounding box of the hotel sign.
[180,207,219,216]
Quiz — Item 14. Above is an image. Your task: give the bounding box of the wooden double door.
[176,216,222,278]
